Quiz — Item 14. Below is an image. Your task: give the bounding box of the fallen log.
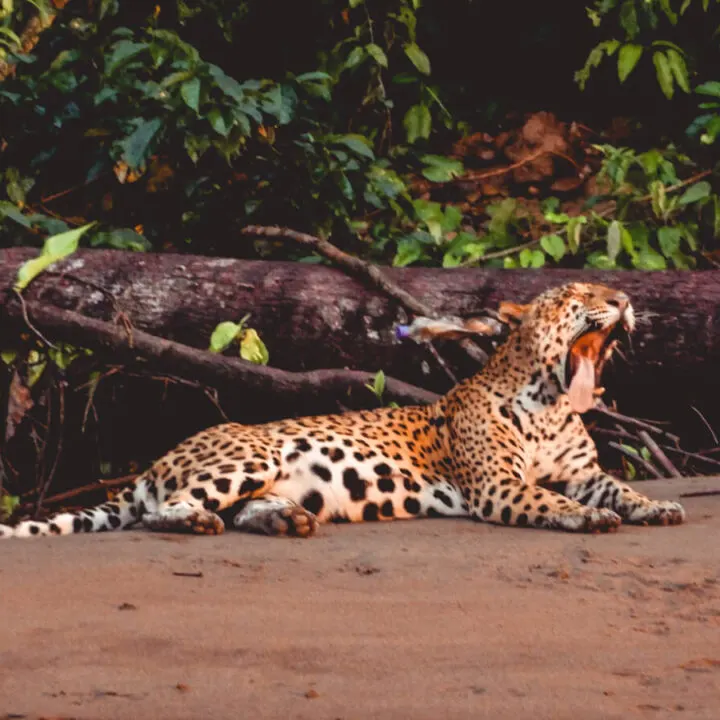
[1,248,718,398]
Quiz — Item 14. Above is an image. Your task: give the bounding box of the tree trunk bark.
[1,248,718,390]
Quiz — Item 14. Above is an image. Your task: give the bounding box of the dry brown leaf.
[6,371,33,441]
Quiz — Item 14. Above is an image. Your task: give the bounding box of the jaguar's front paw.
[625,500,685,526]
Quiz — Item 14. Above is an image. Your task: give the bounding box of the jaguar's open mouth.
[565,319,630,413]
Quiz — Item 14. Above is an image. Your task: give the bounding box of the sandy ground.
[1,477,719,720]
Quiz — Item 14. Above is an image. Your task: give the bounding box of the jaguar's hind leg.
[142,500,225,535]
[231,495,319,538]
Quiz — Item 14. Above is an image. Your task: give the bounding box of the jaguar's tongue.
[567,329,609,414]
[568,354,596,414]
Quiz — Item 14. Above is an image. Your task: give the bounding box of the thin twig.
[477,239,539,262]
[40,474,138,506]
[243,225,432,316]
[34,381,65,517]
[596,169,714,219]
[463,148,548,182]
[41,172,108,204]
[595,404,680,445]
[637,430,680,478]
[425,343,458,385]
[635,169,713,204]
[690,405,719,445]
[679,490,720,499]
[660,444,720,470]
[121,370,230,422]
[609,441,663,479]
[13,289,58,349]
[590,426,634,441]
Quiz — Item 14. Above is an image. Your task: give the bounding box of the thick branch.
[2,300,439,409]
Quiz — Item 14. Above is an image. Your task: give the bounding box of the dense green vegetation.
[1,0,719,269]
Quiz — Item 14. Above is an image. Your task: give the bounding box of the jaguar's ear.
[498,301,530,325]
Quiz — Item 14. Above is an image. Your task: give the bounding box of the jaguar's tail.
[0,475,153,539]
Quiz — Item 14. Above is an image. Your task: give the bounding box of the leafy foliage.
[0,0,451,255]
[0,0,718,270]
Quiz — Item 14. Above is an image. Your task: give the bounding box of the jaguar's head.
[499,283,635,413]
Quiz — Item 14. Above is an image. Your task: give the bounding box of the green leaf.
[607,220,622,263]
[519,248,545,268]
[638,149,662,176]
[653,51,674,99]
[296,71,332,82]
[586,252,616,270]
[678,181,711,205]
[666,49,690,93]
[700,115,720,144]
[422,167,461,185]
[659,0,678,24]
[209,321,241,353]
[0,201,32,227]
[0,27,21,48]
[207,108,229,136]
[338,172,354,201]
[544,211,571,224]
[180,77,201,112]
[403,104,431,144]
[367,166,407,200]
[617,44,643,82]
[0,494,20,523]
[650,180,666,217]
[240,328,269,365]
[413,199,445,241]
[48,343,90,371]
[344,46,366,69]
[365,43,388,68]
[91,228,151,252]
[540,234,566,262]
[619,0,639,37]
[420,155,464,182]
[620,224,635,258]
[15,223,95,291]
[566,216,586,254]
[657,227,682,257]
[118,118,163,169]
[365,369,386,399]
[105,40,146,74]
[208,64,246,104]
[333,134,375,160]
[441,205,463,233]
[404,43,431,75]
[26,351,47,388]
[0,349,17,365]
[393,236,424,267]
[635,246,667,270]
[696,81,720,98]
